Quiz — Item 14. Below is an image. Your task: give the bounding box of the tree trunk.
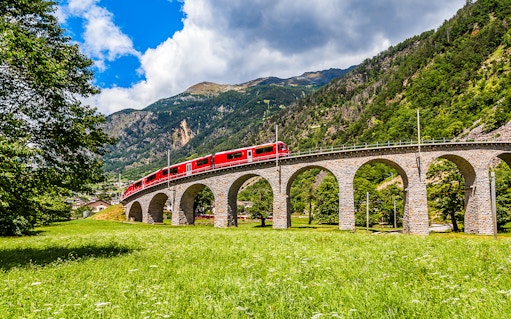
[308,200,313,225]
[449,211,459,232]
[261,217,266,227]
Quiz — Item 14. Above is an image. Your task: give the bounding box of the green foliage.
[2,220,511,318]
[496,162,511,229]
[257,0,511,150]
[239,179,273,226]
[315,173,339,224]
[0,0,113,235]
[194,187,214,214]
[354,164,404,227]
[427,160,465,232]
[0,137,37,235]
[289,168,320,217]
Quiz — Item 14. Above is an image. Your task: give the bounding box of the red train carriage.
[122,142,288,200]
[122,179,143,199]
[181,155,214,176]
[213,142,288,168]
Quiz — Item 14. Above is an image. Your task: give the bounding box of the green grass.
[1,220,511,318]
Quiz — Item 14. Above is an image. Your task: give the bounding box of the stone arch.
[436,154,477,186]
[148,193,168,224]
[128,201,143,222]
[427,154,477,233]
[180,183,214,225]
[353,158,409,229]
[354,158,409,188]
[228,174,274,227]
[496,152,511,168]
[286,165,340,226]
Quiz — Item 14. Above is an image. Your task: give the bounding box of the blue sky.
[57,0,466,115]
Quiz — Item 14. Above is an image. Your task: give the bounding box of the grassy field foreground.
[1,220,510,318]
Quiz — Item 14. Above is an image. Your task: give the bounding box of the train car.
[143,171,160,187]
[181,154,214,176]
[213,142,288,168]
[122,178,143,199]
[122,143,288,200]
[252,141,288,161]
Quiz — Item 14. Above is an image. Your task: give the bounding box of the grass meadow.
[1,218,511,319]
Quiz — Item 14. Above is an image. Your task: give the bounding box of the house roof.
[86,200,111,208]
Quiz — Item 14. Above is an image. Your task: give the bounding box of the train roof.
[214,141,286,156]
[179,154,213,165]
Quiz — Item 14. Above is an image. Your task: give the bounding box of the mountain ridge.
[102,67,354,178]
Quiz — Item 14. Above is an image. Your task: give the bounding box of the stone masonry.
[122,142,511,235]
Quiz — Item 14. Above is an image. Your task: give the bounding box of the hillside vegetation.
[252,0,511,148]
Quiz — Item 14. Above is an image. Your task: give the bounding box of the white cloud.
[76,0,466,115]
[81,6,140,68]
[60,0,140,71]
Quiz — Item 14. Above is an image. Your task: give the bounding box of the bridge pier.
[272,191,290,229]
[465,167,493,235]
[171,186,194,225]
[339,178,355,231]
[213,192,230,228]
[403,179,429,235]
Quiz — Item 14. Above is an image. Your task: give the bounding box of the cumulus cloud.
[63,0,466,115]
[60,0,140,70]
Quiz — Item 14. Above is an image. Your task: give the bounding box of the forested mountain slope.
[250,0,511,149]
[102,68,353,178]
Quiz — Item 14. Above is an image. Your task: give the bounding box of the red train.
[121,142,289,199]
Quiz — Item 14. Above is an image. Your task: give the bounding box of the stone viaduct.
[121,141,511,235]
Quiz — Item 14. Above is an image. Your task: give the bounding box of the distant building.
[86,200,111,213]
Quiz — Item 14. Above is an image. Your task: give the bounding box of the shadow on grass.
[0,244,133,271]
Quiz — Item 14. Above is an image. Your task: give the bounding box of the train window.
[255,146,274,154]
[227,151,243,160]
[162,169,168,175]
[169,167,178,175]
[135,181,141,188]
[197,158,209,166]
[279,144,287,150]
[146,174,156,182]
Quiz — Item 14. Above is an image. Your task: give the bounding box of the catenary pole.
[393,199,397,228]
[366,192,370,232]
[417,109,422,181]
[167,149,170,190]
[417,109,421,155]
[276,124,279,168]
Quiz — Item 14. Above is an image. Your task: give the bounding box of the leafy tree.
[378,184,404,227]
[194,187,214,215]
[239,179,273,227]
[289,168,320,223]
[496,162,511,230]
[0,0,113,235]
[0,137,36,235]
[427,160,465,232]
[315,173,339,224]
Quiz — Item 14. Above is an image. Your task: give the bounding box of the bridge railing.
[288,137,499,157]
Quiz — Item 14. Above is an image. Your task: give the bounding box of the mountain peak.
[184,81,238,95]
[182,68,355,97]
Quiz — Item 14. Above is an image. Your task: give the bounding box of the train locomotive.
[121,141,289,200]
